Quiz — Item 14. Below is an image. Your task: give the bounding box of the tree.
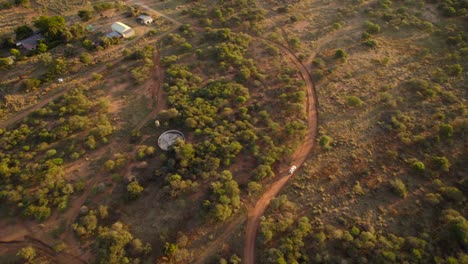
[365,21,381,34]
[78,10,93,21]
[390,179,407,198]
[335,49,348,59]
[34,15,66,41]
[15,0,30,8]
[10,48,21,59]
[36,42,48,53]
[17,246,36,262]
[95,222,134,264]
[253,164,274,180]
[80,52,92,64]
[0,57,14,68]
[347,96,363,107]
[319,135,332,149]
[164,242,178,258]
[157,108,179,120]
[439,124,454,138]
[127,180,144,199]
[432,156,450,172]
[98,205,108,219]
[15,25,33,40]
[412,161,425,173]
[248,181,261,195]
[445,64,462,76]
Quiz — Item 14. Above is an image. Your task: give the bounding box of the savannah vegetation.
[0,0,466,263]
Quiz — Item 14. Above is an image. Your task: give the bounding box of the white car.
[288,165,297,174]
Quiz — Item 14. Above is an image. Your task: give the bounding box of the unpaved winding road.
[243,37,318,264]
[125,3,319,263]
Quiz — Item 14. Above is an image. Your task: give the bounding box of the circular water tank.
[157,130,185,151]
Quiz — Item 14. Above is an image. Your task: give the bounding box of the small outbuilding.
[111,22,135,38]
[137,15,154,25]
[106,31,122,39]
[16,33,44,51]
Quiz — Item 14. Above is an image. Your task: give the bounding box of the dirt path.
[131,0,182,26]
[243,37,318,264]
[134,48,166,131]
[0,236,86,264]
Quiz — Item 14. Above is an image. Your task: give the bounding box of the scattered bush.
[390,179,408,198]
[78,10,93,21]
[319,135,332,149]
[363,39,378,48]
[347,96,363,107]
[127,180,144,199]
[335,49,348,59]
[412,161,426,173]
[365,21,381,34]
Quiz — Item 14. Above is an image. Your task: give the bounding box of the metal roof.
[111,22,132,34]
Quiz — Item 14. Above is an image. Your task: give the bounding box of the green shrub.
[319,135,332,149]
[445,64,463,76]
[15,0,30,8]
[15,25,33,40]
[22,78,41,90]
[440,187,464,204]
[412,161,425,172]
[363,39,378,48]
[335,49,348,59]
[78,10,93,21]
[439,124,454,138]
[80,52,92,64]
[432,156,450,172]
[127,180,144,199]
[390,179,408,198]
[365,21,381,34]
[347,96,363,107]
[17,246,36,262]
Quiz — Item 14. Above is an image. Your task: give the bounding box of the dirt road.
[242,37,318,264]
[131,1,182,26]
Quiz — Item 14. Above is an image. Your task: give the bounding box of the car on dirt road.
[288,165,297,174]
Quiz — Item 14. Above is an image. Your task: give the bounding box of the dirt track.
[243,37,318,264]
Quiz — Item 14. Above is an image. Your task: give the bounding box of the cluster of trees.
[259,195,312,264]
[126,45,155,84]
[259,195,466,263]
[0,0,29,10]
[436,0,468,17]
[7,15,89,57]
[95,222,151,263]
[156,24,309,207]
[73,206,151,263]
[161,63,253,179]
[0,86,113,220]
[185,0,265,31]
[205,170,241,221]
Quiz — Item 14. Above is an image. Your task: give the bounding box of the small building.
[111,22,135,38]
[16,33,44,51]
[106,31,122,39]
[137,15,154,25]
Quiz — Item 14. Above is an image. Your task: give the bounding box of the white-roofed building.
[137,15,154,25]
[111,22,135,38]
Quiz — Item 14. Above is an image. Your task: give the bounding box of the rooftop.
[16,33,44,51]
